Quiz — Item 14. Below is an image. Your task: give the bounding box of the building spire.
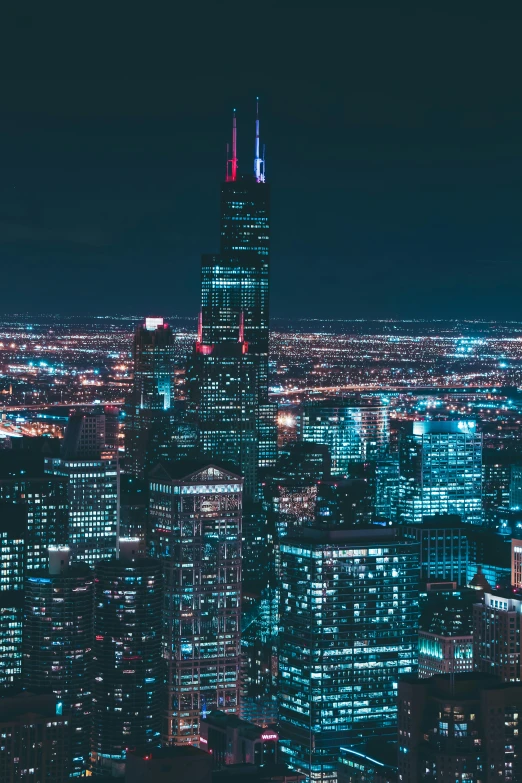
[226,109,238,182]
[254,97,265,183]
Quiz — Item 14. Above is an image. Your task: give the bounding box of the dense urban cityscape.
[3,92,522,783]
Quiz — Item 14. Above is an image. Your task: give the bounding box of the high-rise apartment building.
[127,317,176,479]
[0,503,25,691]
[23,547,94,776]
[278,526,419,782]
[149,461,242,746]
[92,539,163,776]
[193,106,276,496]
[398,673,522,782]
[398,420,483,526]
[301,399,389,477]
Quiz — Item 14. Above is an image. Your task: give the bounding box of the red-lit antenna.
[226,109,238,182]
[197,311,203,344]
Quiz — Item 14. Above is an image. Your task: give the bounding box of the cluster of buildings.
[3,106,522,783]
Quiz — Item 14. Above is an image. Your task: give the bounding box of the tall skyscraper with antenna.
[194,102,276,498]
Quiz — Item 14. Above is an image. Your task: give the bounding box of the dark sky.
[1,5,522,320]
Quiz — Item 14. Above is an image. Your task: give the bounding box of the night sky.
[1,6,522,320]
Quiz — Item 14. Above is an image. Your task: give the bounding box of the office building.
[44,411,119,566]
[402,515,470,586]
[200,710,278,767]
[375,456,400,522]
[149,461,242,746]
[0,475,67,572]
[315,478,374,528]
[126,317,176,479]
[0,503,25,690]
[92,539,163,776]
[278,526,419,782]
[473,587,522,682]
[483,452,511,526]
[23,547,94,776]
[0,691,70,782]
[398,673,522,782]
[398,420,483,526]
[301,399,389,477]
[418,584,474,678]
[276,441,331,485]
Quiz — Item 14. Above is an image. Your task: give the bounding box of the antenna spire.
[254,97,265,183]
[226,109,238,182]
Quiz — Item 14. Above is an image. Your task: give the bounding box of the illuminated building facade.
[149,462,242,746]
[92,539,163,776]
[23,548,94,777]
[473,588,522,682]
[398,420,483,526]
[0,504,25,691]
[0,476,67,572]
[127,318,176,479]
[398,673,522,782]
[301,399,389,477]
[0,692,70,782]
[278,526,419,782]
[44,455,118,566]
[418,586,474,678]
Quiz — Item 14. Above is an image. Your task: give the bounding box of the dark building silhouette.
[23,547,94,776]
[0,691,70,782]
[126,317,176,479]
[92,539,163,776]
[398,673,522,782]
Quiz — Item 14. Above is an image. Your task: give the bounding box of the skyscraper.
[473,587,522,682]
[0,476,68,572]
[301,399,389,477]
[23,547,94,776]
[149,461,242,746]
[92,539,163,776]
[0,503,25,691]
[278,526,419,782]
[127,317,176,480]
[194,104,276,496]
[398,420,483,526]
[44,408,119,566]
